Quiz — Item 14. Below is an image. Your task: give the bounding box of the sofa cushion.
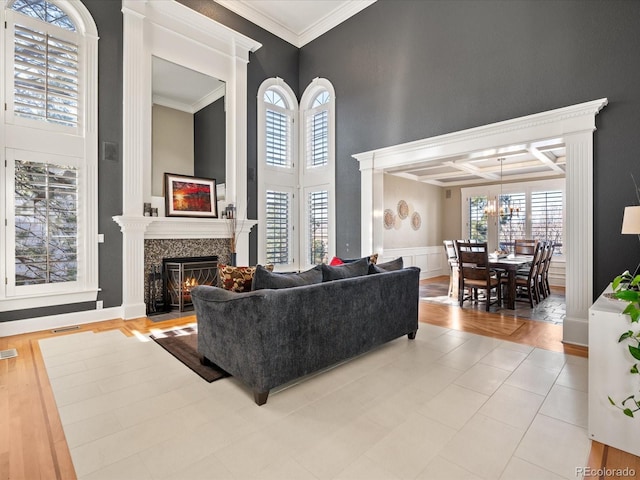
[369,257,404,274]
[218,264,273,292]
[252,265,322,290]
[321,257,369,281]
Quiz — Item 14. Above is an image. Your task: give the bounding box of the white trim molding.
[354,98,608,346]
[382,246,447,279]
[119,1,261,319]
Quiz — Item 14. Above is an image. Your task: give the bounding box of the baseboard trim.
[562,315,588,347]
[0,306,124,337]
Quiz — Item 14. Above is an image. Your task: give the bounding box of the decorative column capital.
[112,215,154,234]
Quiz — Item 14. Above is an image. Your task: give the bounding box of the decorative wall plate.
[383,209,395,229]
[411,211,421,230]
[397,200,409,219]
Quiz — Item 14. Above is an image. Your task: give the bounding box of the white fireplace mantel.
[113,216,259,240]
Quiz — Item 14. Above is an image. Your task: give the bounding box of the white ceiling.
[214,0,376,47]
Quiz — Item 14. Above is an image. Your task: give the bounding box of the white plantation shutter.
[13,23,79,127]
[531,190,564,253]
[306,109,328,167]
[308,190,329,265]
[265,190,292,264]
[265,107,290,167]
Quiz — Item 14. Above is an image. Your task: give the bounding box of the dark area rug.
[150,326,229,382]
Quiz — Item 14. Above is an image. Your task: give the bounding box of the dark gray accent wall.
[194,97,226,184]
[299,0,640,297]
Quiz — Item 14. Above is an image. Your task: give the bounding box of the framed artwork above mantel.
[164,173,218,218]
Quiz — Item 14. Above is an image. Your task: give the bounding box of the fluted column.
[113,216,153,319]
[563,132,594,345]
[358,155,384,256]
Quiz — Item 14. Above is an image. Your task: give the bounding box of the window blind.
[13,23,79,127]
[265,190,291,264]
[265,108,290,167]
[308,190,328,264]
[498,192,526,250]
[469,195,488,242]
[531,190,564,254]
[307,109,328,167]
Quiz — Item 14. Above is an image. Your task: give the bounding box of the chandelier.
[483,158,521,219]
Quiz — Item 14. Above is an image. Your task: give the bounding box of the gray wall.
[194,97,226,184]
[299,0,640,296]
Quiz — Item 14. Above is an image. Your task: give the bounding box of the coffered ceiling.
[385,139,566,187]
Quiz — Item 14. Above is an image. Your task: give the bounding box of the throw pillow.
[329,253,378,266]
[321,257,369,282]
[252,265,322,290]
[369,256,404,274]
[218,264,273,292]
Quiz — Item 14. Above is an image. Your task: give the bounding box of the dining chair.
[538,242,555,298]
[455,241,502,311]
[514,239,538,255]
[443,240,459,297]
[505,241,544,307]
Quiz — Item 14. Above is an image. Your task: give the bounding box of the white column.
[121,9,149,215]
[563,131,594,346]
[359,156,385,256]
[113,216,154,319]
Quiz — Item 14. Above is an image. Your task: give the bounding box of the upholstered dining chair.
[454,241,502,311]
[443,240,459,297]
[505,241,545,308]
[514,239,538,255]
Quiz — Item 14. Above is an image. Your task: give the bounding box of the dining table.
[489,255,533,309]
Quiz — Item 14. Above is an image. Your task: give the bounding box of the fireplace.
[163,256,218,312]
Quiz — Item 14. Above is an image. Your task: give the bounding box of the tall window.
[2,0,98,311]
[531,190,564,254]
[462,179,565,255]
[258,78,335,270]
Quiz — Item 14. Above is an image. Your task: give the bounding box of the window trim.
[1,0,98,312]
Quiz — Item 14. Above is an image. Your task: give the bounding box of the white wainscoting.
[549,258,566,287]
[382,246,447,279]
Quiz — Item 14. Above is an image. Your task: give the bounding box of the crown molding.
[215,0,375,48]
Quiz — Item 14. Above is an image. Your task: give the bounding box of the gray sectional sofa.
[191,259,420,405]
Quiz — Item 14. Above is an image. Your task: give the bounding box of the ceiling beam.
[528,146,566,173]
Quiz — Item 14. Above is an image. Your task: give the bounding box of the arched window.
[1,0,98,312]
[258,79,298,267]
[300,79,335,266]
[257,77,336,269]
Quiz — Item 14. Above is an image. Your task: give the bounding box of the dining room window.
[462,179,565,255]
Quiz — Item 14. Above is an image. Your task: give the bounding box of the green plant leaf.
[619,330,634,342]
[616,290,640,302]
[631,364,639,374]
[629,345,640,361]
[623,408,634,417]
[609,396,616,405]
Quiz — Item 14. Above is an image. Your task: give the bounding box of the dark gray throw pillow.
[252,264,322,290]
[369,256,404,274]
[321,257,369,282]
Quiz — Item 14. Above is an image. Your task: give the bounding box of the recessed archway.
[354,98,608,346]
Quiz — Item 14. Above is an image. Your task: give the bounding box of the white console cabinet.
[588,289,640,456]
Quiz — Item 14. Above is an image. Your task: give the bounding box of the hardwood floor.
[0,285,636,479]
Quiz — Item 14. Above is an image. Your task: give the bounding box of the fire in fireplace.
[162,256,218,312]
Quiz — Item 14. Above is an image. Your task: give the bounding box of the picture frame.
[164,173,218,218]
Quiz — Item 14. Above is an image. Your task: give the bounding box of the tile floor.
[419,279,566,324]
[39,323,590,480]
